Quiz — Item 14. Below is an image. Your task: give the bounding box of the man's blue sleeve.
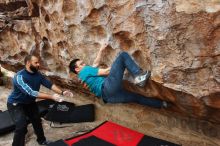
[78,66,99,82]
[87,66,98,76]
[14,75,39,98]
[40,74,53,89]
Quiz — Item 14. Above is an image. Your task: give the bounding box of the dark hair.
[24,54,37,65]
[69,59,80,74]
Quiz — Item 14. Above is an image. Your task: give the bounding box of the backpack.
[44,101,95,123]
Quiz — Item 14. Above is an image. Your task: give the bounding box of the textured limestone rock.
[0,67,3,85]
[0,0,219,125]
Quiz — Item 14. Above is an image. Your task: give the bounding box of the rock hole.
[62,0,76,13]
[42,0,49,7]
[45,14,50,23]
[113,31,134,50]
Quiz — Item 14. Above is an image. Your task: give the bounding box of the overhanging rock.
[0,0,219,125]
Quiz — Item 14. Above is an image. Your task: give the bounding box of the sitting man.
[69,44,169,108]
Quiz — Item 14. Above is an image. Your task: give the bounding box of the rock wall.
[0,67,3,85]
[0,0,220,124]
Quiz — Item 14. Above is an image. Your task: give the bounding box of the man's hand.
[52,94,64,102]
[79,80,89,90]
[92,42,108,67]
[83,83,89,89]
[100,42,108,51]
[63,90,73,97]
[98,67,110,76]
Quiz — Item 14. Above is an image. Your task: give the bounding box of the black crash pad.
[0,110,15,135]
[0,100,55,135]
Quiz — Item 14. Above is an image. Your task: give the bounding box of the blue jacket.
[7,69,53,104]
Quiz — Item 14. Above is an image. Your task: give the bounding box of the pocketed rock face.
[0,0,219,130]
[0,67,3,85]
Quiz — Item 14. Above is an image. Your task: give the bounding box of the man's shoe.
[38,140,52,145]
[134,70,151,87]
[162,101,172,108]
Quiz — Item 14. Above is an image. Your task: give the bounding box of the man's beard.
[30,65,39,73]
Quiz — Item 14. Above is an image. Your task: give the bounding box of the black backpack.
[44,101,95,123]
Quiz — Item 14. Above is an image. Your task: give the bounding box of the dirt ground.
[0,86,219,146]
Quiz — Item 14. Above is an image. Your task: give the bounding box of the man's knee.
[117,51,129,58]
[15,122,28,135]
[15,128,27,135]
[32,116,42,124]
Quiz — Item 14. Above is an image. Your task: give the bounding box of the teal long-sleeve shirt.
[78,66,105,97]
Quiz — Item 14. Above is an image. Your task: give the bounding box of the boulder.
[0,0,219,128]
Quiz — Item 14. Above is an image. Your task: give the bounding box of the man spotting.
[7,54,73,146]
